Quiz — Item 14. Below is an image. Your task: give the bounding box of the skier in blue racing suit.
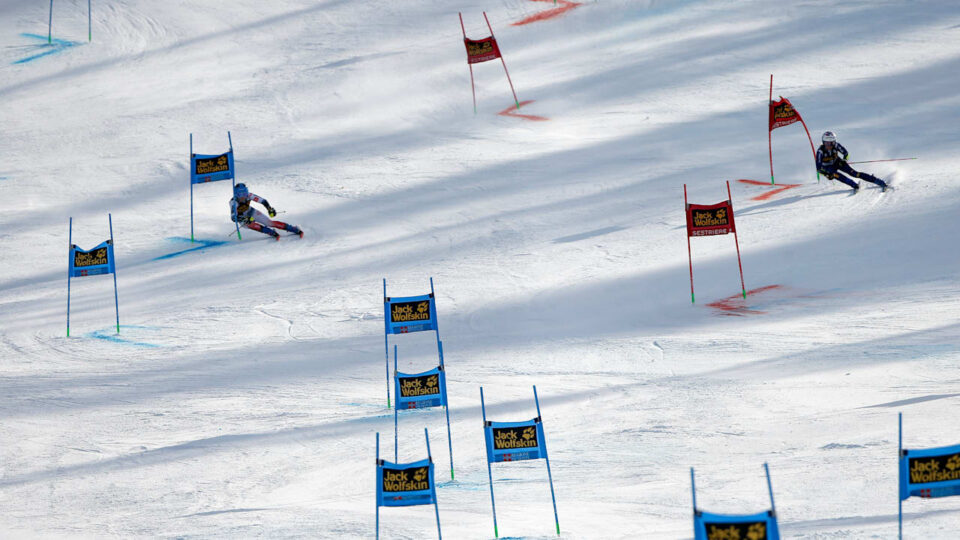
[816,131,887,192]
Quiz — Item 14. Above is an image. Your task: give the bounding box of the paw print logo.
[413,468,427,482]
[947,455,960,471]
[522,427,536,441]
[417,302,429,315]
[217,155,228,166]
[426,376,438,389]
[747,522,766,540]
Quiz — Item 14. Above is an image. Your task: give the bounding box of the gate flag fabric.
[465,36,501,64]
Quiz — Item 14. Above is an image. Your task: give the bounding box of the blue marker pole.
[48,0,54,44]
[691,467,698,512]
[376,432,380,540]
[383,279,391,408]
[228,131,241,240]
[425,427,442,540]
[109,213,119,334]
[394,344,399,463]
[899,412,903,540]
[67,217,72,337]
[430,277,441,356]
[534,385,560,536]
[764,463,776,513]
[481,387,499,538]
[439,341,454,480]
[189,134,195,242]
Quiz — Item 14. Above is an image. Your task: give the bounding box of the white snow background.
[1,0,959,538]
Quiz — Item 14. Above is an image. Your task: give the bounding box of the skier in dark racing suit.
[816,131,887,192]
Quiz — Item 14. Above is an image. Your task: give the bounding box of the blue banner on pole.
[384,293,438,335]
[694,510,779,540]
[396,365,447,410]
[377,457,437,507]
[190,150,235,184]
[69,240,116,277]
[900,443,960,500]
[484,418,546,463]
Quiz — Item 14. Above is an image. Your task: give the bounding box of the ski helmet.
[234,183,249,199]
[822,131,837,144]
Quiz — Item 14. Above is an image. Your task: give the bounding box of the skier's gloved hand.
[830,172,840,180]
[268,207,277,218]
[245,215,255,223]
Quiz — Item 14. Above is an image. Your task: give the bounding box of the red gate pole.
[484,12,520,110]
[684,184,695,303]
[459,13,477,115]
[798,114,820,183]
[728,181,746,299]
[768,74,775,185]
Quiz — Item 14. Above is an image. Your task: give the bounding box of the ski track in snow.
[1,0,960,538]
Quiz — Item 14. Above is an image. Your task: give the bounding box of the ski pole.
[848,157,917,165]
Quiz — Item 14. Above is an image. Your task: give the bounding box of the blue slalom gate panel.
[384,293,438,335]
[484,418,547,463]
[900,442,960,500]
[694,510,780,540]
[190,150,235,184]
[396,365,447,410]
[377,457,437,508]
[69,240,115,277]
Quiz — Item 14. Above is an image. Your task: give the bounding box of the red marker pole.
[684,184,695,303]
[728,181,747,299]
[797,113,819,182]
[484,12,520,110]
[459,13,478,114]
[768,74,775,185]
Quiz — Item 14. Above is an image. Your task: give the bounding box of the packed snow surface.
[1,0,960,538]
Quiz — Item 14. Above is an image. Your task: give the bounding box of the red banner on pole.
[464,36,501,64]
[768,75,819,184]
[684,181,746,302]
[769,96,801,131]
[686,200,736,237]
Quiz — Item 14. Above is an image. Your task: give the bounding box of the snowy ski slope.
[1,0,960,537]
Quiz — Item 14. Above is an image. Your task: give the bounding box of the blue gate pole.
[375,432,380,540]
[109,214,119,333]
[690,467,697,510]
[430,277,442,355]
[764,463,776,513]
[394,344,399,463]
[425,428,442,540]
[48,0,54,44]
[189,134,194,242]
[534,385,560,536]
[439,341,454,480]
[228,131,241,240]
[899,412,903,540]
[481,387,499,537]
[383,279,391,408]
[67,217,72,337]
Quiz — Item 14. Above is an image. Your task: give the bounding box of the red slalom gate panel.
[498,100,549,121]
[512,0,582,26]
[737,179,801,201]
